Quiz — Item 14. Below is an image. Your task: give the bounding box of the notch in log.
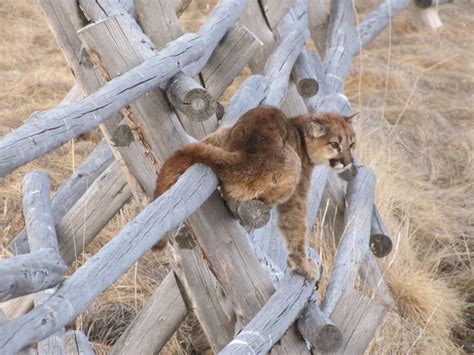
[63,330,94,355]
[226,200,272,230]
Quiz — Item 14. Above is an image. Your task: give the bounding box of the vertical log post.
[62,331,94,355]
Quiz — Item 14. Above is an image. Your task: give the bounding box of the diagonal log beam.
[0,33,204,177]
[219,273,316,355]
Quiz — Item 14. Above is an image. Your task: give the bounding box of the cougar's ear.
[343,112,360,123]
[305,119,329,139]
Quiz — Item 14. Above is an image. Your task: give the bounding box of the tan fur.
[154,106,357,279]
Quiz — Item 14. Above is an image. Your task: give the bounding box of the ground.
[0,0,472,353]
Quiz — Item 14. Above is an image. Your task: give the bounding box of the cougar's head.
[302,112,358,178]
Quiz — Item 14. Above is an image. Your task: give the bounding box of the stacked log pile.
[0,0,447,353]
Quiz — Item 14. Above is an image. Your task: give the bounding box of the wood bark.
[110,272,187,355]
[0,249,67,302]
[63,331,94,355]
[0,30,204,177]
[258,0,294,30]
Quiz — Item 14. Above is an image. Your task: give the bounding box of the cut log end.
[227,200,272,229]
[296,78,319,97]
[314,324,343,353]
[184,88,217,121]
[370,233,393,258]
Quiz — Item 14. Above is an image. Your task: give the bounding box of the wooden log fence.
[0,0,441,353]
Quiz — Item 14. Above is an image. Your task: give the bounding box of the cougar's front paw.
[288,255,319,281]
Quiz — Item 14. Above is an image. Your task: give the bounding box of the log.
[228,0,310,229]
[38,0,157,205]
[308,0,329,58]
[292,50,320,97]
[258,0,294,30]
[63,331,94,355]
[409,2,443,29]
[168,227,236,351]
[0,249,67,302]
[322,167,376,315]
[354,0,411,54]
[0,164,221,353]
[23,171,66,355]
[110,272,187,355]
[0,31,205,177]
[77,5,308,354]
[201,24,262,99]
[56,161,131,265]
[219,272,316,355]
[22,171,60,253]
[370,207,393,258]
[166,72,217,121]
[220,75,269,127]
[2,160,132,319]
[132,0,248,125]
[135,0,184,47]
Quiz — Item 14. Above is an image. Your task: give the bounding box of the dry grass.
[1,0,473,354]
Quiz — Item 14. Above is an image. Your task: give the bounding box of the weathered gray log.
[409,1,443,28]
[0,164,219,353]
[219,272,316,355]
[23,171,66,355]
[110,272,187,355]
[22,171,60,253]
[0,249,67,302]
[0,32,204,177]
[228,0,310,229]
[322,167,376,315]
[180,0,247,78]
[63,330,94,355]
[39,0,157,204]
[104,0,191,17]
[292,50,320,97]
[354,0,411,54]
[220,75,269,127]
[262,26,309,106]
[77,5,307,354]
[370,207,393,257]
[56,161,131,265]
[308,0,329,58]
[166,72,217,121]
[1,160,132,319]
[258,0,294,29]
[169,227,236,351]
[226,200,272,230]
[86,0,214,124]
[201,24,262,99]
[135,0,184,47]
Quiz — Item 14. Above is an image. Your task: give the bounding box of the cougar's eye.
[329,142,339,149]
[350,142,356,149]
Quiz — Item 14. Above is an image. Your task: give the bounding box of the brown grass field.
[1,0,473,353]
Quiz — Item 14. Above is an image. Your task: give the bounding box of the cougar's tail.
[154,143,241,199]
